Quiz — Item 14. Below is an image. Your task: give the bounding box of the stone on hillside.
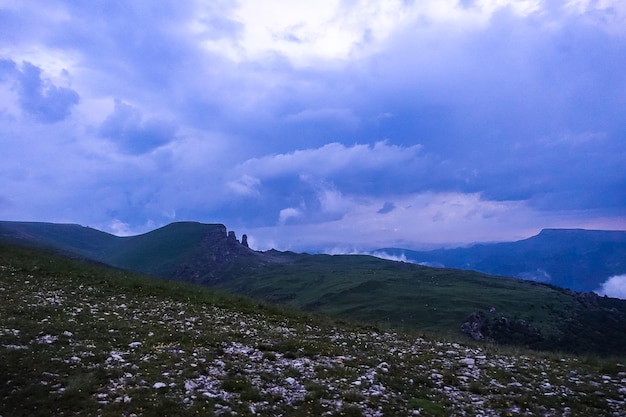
[461,312,486,341]
[459,358,475,367]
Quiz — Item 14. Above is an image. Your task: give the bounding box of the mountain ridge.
[374,228,626,292]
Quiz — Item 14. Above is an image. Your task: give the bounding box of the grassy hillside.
[0,221,227,277]
[2,243,626,417]
[0,221,119,259]
[218,252,626,356]
[104,222,223,277]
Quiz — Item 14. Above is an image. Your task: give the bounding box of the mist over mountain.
[373,228,626,294]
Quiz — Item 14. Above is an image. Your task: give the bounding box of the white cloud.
[369,251,410,263]
[206,0,553,66]
[278,207,303,225]
[564,0,626,35]
[595,274,626,300]
[109,219,133,236]
[227,174,261,196]
[317,187,349,216]
[200,0,626,67]
[221,0,408,64]
[234,141,423,179]
[247,191,550,251]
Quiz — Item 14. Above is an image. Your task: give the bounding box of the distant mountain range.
[2,220,626,356]
[373,228,626,292]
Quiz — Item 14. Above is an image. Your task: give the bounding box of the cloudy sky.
[1,0,625,252]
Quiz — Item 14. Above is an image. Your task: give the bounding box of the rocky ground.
[1,262,626,416]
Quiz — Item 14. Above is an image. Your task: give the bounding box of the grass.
[219,252,626,356]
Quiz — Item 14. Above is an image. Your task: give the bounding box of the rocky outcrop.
[461,311,543,347]
[574,291,600,308]
[172,226,262,285]
[461,312,487,341]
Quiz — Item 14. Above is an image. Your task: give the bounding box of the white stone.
[459,358,475,367]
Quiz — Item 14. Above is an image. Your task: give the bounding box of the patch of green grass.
[332,404,363,417]
[341,389,364,403]
[408,397,448,416]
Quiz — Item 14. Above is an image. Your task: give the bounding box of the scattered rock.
[459,358,475,367]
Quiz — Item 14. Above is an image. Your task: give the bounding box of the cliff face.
[171,225,263,285]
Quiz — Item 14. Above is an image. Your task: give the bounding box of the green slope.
[0,221,118,259]
[0,220,228,278]
[217,251,626,356]
[103,222,224,277]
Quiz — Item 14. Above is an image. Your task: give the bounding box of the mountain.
[374,228,626,292]
[0,220,258,278]
[3,243,625,416]
[2,220,626,356]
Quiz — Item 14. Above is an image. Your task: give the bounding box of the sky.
[1,0,625,253]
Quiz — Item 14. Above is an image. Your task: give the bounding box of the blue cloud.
[13,61,79,123]
[0,59,17,80]
[99,99,177,154]
[377,202,396,214]
[199,15,244,40]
